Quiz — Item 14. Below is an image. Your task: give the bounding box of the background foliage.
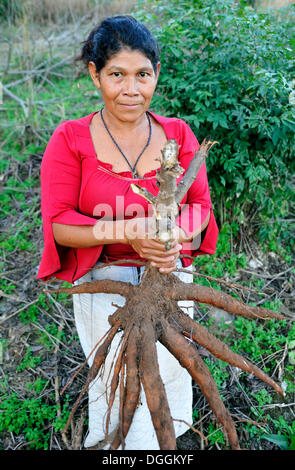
[135,0,295,256]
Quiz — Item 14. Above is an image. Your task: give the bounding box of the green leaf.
[261,434,289,450]
[290,436,295,451]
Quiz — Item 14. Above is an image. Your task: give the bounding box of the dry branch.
[175,138,218,204]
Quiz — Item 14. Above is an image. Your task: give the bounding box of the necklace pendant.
[133,171,138,179]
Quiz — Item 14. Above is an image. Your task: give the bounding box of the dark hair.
[77,15,160,74]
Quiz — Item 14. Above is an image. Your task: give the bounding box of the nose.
[123,76,139,96]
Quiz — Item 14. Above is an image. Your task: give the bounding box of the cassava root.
[49,264,287,450]
[44,138,290,450]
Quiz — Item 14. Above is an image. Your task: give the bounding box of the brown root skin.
[171,309,285,396]
[109,327,141,450]
[169,276,287,321]
[45,266,287,323]
[44,279,133,298]
[56,264,288,450]
[105,327,131,440]
[139,319,177,450]
[159,318,240,450]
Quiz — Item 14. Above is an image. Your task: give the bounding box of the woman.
[37,15,218,450]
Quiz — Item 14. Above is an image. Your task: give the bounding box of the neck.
[100,108,148,136]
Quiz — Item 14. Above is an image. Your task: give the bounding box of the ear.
[88,61,101,89]
[155,62,161,81]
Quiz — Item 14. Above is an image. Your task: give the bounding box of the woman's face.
[89,48,160,124]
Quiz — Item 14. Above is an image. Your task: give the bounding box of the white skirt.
[73,260,194,450]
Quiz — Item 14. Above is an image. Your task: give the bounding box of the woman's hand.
[125,217,184,274]
[130,237,182,274]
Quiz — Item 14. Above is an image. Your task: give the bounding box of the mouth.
[118,103,141,107]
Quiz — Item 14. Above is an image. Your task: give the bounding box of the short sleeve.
[175,120,219,267]
[36,121,102,282]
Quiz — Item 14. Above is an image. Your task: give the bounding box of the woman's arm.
[52,219,129,248]
[52,215,193,249]
[52,217,190,274]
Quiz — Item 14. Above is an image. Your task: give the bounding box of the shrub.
[135,0,295,253]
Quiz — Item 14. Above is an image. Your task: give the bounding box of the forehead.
[104,48,154,70]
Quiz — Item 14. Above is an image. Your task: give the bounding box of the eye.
[139,71,149,78]
[112,72,122,77]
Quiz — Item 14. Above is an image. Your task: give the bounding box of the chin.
[117,108,147,121]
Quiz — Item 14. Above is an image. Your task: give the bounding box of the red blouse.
[36,111,219,283]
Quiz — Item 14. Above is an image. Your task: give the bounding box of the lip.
[118,103,141,107]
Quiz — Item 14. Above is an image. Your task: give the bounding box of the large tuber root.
[51,265,288,450]
[160,317,240,450]
[139,318,177,450]
[174,308,283,395]
[109,326,141,450]
[62,322,120,434]
[45,138,291,450]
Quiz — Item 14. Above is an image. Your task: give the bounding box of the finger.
[145,234,178,247]
[158,264,179,274]
[149,256,176,265]
[143,250,180,261]
[146,237,179,249]
[141,243,182,258]
[150,254,179,268]
[158,267,176,274]
[148,249,180,263]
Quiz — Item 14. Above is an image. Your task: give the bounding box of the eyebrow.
[107,65,154,72]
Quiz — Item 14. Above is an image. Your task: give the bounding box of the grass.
[0,0,138,25]
[0,0,294,451]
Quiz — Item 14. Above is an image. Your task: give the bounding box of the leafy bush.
[135,0,295,253]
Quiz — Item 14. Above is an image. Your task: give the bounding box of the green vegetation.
[261,431,295,450]
[0,287,78,450]
[0,0,294,451]
[136,0,295,256]
[0,388,70,450]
